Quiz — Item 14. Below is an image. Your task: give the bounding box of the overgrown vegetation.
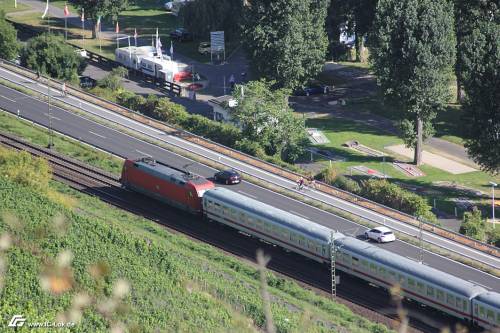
[459,208,500,246]
[317,165,437,223]
[0,148,391,333]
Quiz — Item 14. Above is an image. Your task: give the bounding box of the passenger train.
[121,157,500,330]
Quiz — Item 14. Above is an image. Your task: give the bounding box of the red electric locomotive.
[121,157,214,213]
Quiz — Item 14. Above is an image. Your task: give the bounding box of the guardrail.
[1,58,498,260]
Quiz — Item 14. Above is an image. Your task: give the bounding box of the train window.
[479,306,485,317]
[214,202,221,206]
[322,247,327,256]
[496,312,500,324]
[361,260,369,269]
[455,298,462,309]
[369,263,377,273]
[446,294,454,306]
[398,275,405,285]
[416,282,424,293]
[437,290,444,301]
[352,256,359,266]
[426,286,434,297]
[378,266,386,277]
[474,304,478,315]
[487,310,494,320]
[388,271,397,282]
[407,278,415,289]
[463,300,468,312]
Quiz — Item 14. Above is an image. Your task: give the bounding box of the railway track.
[0,131,468,333]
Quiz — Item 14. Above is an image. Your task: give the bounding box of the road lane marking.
[0,95,16,103]
[468,280,492,290]
[289,210,309,220]
[135,149,152,157]
[43,113,61,121]
[88,130,106,139]
[237,190,257,199]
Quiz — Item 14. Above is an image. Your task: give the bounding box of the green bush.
[234,139,266,159]
[460,208,486,241]
[361,179,437,223]
[335,176,362,194]
[317,165,338,184]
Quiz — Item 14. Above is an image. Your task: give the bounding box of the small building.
[208,95,237,123]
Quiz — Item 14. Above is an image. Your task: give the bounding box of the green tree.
[460,208,486,241]
[461,17,500,174]
[69,0,129,38]
[243,0,329,89]
[0,11,19,61]
[369,0,456,165]
[231,80,309,162]
[20,33,86,83]
[180,0,243,40]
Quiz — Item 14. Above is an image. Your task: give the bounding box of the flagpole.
[99,20,102,53]
[81,8,85,50]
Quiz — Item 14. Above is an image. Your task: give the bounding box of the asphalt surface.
[0,77,499,292]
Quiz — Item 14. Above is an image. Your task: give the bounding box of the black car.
[214,169,241,184]
[79,76,97,89]
[169,28,193,42]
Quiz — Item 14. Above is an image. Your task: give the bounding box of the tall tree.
[180,0,243,41]
[20,33,86,83]
[0,11,20,61]
[461,19,500,174]
[230,80,309,162]
[369,0,456,165]
[243,0,330,89]
[69,0,128,38]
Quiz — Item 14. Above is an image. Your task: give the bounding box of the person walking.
[229,74,235,91]
[61,82,67,97]
[36,70,41,81]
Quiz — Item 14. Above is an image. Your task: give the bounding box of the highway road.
[0,70,499,292]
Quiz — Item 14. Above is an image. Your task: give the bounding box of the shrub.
[360,179,437,223]
[460,208,486,241]
[317,165,338,184]
[0,147,51,191]
[486,227,500,247]
[234,139,266,159]
[334,176,362,194]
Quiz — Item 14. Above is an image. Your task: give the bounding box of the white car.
[364,226,396,243]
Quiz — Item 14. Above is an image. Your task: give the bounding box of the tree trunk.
[414,117,423,166]
[355,30,361,62]
[456,78,463,103]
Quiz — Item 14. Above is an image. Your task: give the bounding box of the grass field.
[305,115,500,216]
[0,0,30,13]
[0,131,391,332]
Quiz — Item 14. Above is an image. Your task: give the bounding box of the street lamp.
[490,182,498,223]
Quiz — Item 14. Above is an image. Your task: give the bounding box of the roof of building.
[132,157,209,186]
[203,187,344,242]
[336,237,487,297]
[208,95,235,108]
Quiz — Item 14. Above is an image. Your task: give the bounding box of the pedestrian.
[61,82,67,97]
[229,74,235,91]
[310,178,316,190]
[36,70,41,81]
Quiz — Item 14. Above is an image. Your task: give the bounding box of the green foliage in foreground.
[0,150,391,333]
[0,11,20,61]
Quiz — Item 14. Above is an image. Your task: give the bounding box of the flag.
[115,21,119,34]
[134,28,138,39]
[14,0,17,9]
[96,16,101,32]
[41,0,49,19]
[80,8,84,22]
[63,3,69,16]
[170,40,173,58]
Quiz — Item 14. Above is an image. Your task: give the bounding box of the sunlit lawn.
[306,115,500,214]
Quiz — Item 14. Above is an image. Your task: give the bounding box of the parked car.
[214,169,241,185]
[198,42,211,55]
[364,226,396,243]
[79,76,97,89]
[294,84,329,96]
[169,28,192,41]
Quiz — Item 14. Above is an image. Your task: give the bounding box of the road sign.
[210,31,225,63]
